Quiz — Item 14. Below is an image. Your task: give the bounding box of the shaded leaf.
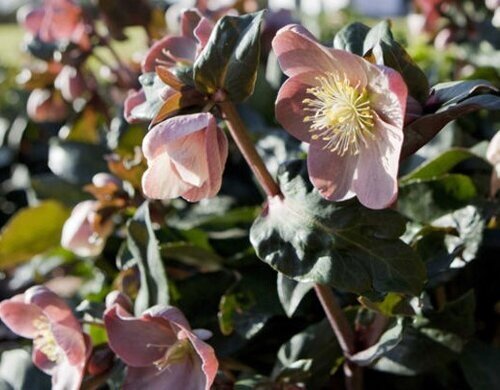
[358,293,415,317]
[250,160,426,296]
[30,174,91,206]
[277,273,314,317]
[194,11,265,102]
[0,201,69,269]
[127,202,169,315]
[333,22,370,56]
[459,340,500,390]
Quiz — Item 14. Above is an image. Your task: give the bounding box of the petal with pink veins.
[0,299,44,338]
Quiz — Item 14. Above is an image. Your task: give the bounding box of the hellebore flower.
[0,286,90,390]
[27,88,69,123]
[18,0,91,50]
[141,113,228,202]
[487,131,500,197]
[124,9,211,124]
[54,65,87,102]
[273,24,407,209]
[61,200,112,257]
[104,301,218,390]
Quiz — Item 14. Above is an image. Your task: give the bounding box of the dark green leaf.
[48,138,109,186]
[333,22,370,55]
[398,174,477,223]
[0,201,70,269]
[277,273,314,317]
[402,81,500,158]
[459,340,500,390]
[194,11,265,102]
[30,174,91,206]
[160,242,222,271]
[127,202,169,315]
[363,20,429,103]
[250,160,426,296]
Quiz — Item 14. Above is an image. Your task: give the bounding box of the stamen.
[302,72,375,156]
[151,339,191,371]
[33,316,62,363]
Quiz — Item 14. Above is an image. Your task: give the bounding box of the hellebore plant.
[104,298,218,390]
[141,113,228,201]
[0,286,91,390]
[273,24,407,209]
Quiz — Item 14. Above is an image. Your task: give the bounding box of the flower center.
[33,317,62,363]
[302,72,375,156]
[151,339,191,371]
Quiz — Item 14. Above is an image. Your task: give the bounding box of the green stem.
[218,99,360,389]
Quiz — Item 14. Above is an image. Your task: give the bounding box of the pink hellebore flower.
[27,89,69,123]
[19,0,91,50]
[142,113,228,202]
[486,131,500,197]
[104,301,218,390]
[61,200,112,257]
[0,286,91,390]
[273,25,408,209]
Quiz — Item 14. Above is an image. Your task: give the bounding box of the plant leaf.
[277,273,314,317]
[333,22,370,55]
[194,11,265,102]
[250,160,426,296]
[0,201,70,269]
[127,202,169,315]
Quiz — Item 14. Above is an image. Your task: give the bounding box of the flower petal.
[143,305,191,330]
[50,357,84,390]
[124,89,147,123]
[307,146,357,201]
[352,114,403,209]
[142,36,197,73]
[181,328,218,390]
[0,297,44,338]
[104,305,176,367]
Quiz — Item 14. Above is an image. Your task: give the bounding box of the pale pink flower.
[104,299,218,390]
[0,286,91,390]
[18,0,91,50]
[54,66,86,102]
[61,200,112,257]
[27,89,69,123]
[273,24,408,209]
[486,131,500,197]
[142,113,228,202]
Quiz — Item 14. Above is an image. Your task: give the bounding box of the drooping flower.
[273,24,408,209]
[0,286,91,390]
[18,0,91,50]
[141,112,228,202]
[486,131,500,197]
[104,298,218,390]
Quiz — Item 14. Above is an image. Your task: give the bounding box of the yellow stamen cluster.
[303,72,375,156]
[33,317,62,363]
[150,339,191,371]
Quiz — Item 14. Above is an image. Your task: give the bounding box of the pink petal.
[194,17,213,49]
[104,305,177,367]
[124,89,147,124]
[105,291,133,312]
[142,36,197,73]
[32,347,57,375]
[141,151,192,199]
[275,75,317,143]
[180,9,201,40]
[19,6,44,35]
[143,305,191,331]
[50,357,84,390]
[352,114,403,209]
[307,146,357,201]
[0,298,44,338]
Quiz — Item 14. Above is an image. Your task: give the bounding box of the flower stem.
[218,101,281,198]
[218,99,360,388]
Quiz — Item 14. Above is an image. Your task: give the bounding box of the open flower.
[273,24,407,209]
[104,300,218,390]
[18,0,91,50]
[0,286,90,390]
[142,113,228,202]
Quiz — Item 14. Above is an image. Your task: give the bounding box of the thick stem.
[218,101,281,198]
[219,100,361,388]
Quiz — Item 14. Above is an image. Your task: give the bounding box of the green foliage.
[250,160,426,296]
[333,22,370,55]
[194,11,265,102]
[277,273,314,318]
[0,201,70,269]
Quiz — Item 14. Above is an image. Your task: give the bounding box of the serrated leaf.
[363,20,429,103]
[250,160,426,296]
[127,202,169,315]
[398,174,477,223]
[194,11,264,102]
[0,201,70,269]
[333,22,370,55]
[277,273,314,317]
[402,81,500,158]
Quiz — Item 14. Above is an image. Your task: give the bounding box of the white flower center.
[33,317,62,363]
[302,72,375,156]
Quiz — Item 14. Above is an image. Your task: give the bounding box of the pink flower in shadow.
[273,24,408,209]
[104,300,218,390]
[19,0,91,50]
[0,286,91,390]
[141,112,228,202]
